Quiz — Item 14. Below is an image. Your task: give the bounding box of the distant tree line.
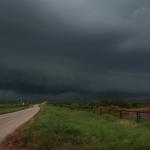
[50,97,150,109]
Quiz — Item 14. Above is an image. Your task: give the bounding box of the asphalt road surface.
[0,105,40,144]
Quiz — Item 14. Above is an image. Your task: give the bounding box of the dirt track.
[0,105,40,144]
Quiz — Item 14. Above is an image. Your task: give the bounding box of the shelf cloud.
[0,0,150,99]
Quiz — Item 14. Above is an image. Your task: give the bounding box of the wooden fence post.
[136,112,140,122]
[99,107,102,115]
[93,106,96,113]
[88,106,89,112]
[120,110,123,119]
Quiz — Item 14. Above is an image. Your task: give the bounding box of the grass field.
[0,100,31,115]
[0,106,28,115]
[20,104,150,150]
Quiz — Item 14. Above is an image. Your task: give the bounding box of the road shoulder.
[0,106,40,150]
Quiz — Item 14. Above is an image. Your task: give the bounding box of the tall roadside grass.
[20,104,150,150]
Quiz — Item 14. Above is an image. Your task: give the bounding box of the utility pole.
[19,96,24,105]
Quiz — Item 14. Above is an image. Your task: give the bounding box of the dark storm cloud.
[0,63,86,94]
[0,0,150,99]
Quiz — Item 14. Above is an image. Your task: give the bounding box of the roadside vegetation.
[19,103,150,150]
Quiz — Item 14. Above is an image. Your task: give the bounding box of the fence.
[53,104,150,122]
[81,106,150,122]
[119,109,150,122]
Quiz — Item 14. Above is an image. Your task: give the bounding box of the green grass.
[0,106,28,115]
[20,104,150,150]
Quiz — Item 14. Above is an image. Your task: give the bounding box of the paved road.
[0,105,40,143]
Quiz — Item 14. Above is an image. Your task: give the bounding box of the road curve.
[0,105,40,144]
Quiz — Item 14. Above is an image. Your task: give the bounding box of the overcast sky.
[0,0,150,100]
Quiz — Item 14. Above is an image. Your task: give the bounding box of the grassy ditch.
[19,104,150,150]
